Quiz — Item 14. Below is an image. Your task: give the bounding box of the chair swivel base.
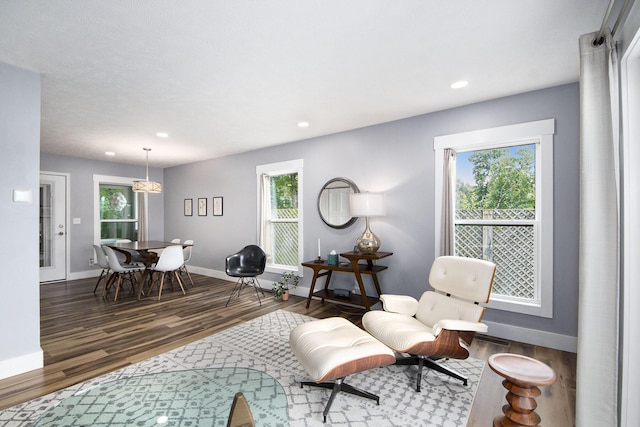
[395,355,467,392]
[301,377,380,423]
[225,277,265,307]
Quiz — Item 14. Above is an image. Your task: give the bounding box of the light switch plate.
[73,218,81,225]
[12,189,32,203]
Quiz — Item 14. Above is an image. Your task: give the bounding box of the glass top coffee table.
[34,367,289,426]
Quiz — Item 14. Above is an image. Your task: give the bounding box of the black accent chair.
[225,245,266,307]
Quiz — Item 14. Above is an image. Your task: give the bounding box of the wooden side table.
[302,251,392,311]
[488,353,557,427]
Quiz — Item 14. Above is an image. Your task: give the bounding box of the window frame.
[434,119,554,317]
[93,174,141,245]
[256,159,304,275]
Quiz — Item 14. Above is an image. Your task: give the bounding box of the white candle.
[318,238,321,257]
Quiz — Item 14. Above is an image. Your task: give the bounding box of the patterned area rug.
[0,310,485,426]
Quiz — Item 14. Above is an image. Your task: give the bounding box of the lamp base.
[356,221,381,253]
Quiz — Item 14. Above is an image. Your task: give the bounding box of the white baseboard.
[483,320,577,353]
[187,266,311,298]
[68,269,102,281]
[0,349,43,380]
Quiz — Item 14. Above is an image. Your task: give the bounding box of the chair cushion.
[415,291,485,328]
[428,256,495,303]
[289,317,395,383]
[362,310,436,354]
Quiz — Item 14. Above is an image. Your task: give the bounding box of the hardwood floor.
[0,274,576,426]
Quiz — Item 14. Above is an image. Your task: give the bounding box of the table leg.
[137,267,151,300]
[493,380,542,427]
[349,260,370,310]
[305,270,320,308]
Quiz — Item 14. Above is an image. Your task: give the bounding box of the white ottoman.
[289,317,395,422]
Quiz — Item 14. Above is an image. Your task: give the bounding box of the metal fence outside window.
[455,209,535,299]
[272,208,299,267]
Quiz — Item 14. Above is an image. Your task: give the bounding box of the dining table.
[108,240,191,300]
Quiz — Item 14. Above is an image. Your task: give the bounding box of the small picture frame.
[198,198,207,216]
[184,199,193,216]
[213,196,223,216]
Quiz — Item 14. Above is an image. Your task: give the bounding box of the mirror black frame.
[317,177,360,229]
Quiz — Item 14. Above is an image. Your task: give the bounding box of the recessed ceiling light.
[450,80,468,89]
[105,151,115,156]
[297,121,309,128]
[156,132,169,138]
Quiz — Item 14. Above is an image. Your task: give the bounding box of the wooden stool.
[488,353,557,427]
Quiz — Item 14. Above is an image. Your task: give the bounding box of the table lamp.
[349,192,386,253]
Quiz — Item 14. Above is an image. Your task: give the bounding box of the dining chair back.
[180,239,194,286]
[92,245,110,294]
[152,238,181,258]
[148,245,186,300]
[102,245,142,301]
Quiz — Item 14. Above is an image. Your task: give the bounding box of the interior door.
[40,173,67,282]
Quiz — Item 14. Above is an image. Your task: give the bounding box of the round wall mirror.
[317,177,360,229]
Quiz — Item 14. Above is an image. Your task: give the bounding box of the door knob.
[58,232,64,236]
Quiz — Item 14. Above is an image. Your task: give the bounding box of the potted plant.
[272,271,300,301]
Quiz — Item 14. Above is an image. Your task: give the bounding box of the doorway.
[39,173,68,282]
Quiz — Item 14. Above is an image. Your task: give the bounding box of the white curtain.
[440,148,456,256]
[258,173,273,262]
[137,192,148,241]
[576,29,620,427]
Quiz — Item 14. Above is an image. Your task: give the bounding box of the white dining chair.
[148,245,186,301]
[102,245,143,301]
[151,238,180,258]
[180,239,194,287]
[92,245,110,294]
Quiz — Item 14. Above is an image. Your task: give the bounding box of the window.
[434,120,554,317]
[94,175,140,244]
[256,160,304,274]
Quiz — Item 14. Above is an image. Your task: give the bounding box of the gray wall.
[0,63,41,371]
[164,83,580,337]
[40,154,165,275]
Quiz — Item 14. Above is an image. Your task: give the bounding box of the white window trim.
[255,159,304,276]
[434,119,554,318]
[93,174,143,246]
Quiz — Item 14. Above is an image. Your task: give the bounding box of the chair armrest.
[432,319,488,336]
[379,294,419,316]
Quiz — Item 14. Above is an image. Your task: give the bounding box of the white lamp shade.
[349,192,386,217]
[132,180,162,193]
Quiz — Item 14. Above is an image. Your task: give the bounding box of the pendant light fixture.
[132,148,162,193]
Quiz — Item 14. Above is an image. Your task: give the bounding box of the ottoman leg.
[301,377,381,423]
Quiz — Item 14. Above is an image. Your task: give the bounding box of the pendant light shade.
[133,148,162,193]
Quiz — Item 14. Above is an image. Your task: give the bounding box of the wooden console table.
[302,251,392,311]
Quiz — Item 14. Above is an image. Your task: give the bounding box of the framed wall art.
[213,196,223,216]
[184,198,193,216]
[198,198,207,216]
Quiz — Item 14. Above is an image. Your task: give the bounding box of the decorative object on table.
[198,198,207,216]
[488,353,557,427]
[212,196,223,216]
[271,271,300,301]
[132,148,162,193]
[317,177,360,229]
[327,250,338,265]
[184,198,193,216]
[349,192,386,253]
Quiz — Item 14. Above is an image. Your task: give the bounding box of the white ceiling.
[0,1,608,168]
